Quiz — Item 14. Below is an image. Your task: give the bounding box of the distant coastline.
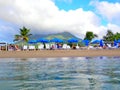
[0,49,120,58]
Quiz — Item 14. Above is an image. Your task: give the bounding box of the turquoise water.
[0,57,120,90]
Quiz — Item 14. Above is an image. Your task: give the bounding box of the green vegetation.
[45,32,78,40]
[29,32,79,40]
[14,26,32,42]
[103,30,120,42]
[103,30,114,42]
[114,32,120,40]
[13,26,120,45]
[84,31,98,41]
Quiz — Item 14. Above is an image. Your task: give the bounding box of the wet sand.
[0,49,120,58]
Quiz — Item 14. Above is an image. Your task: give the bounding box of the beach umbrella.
[82,39,90,46]
[117,39,120,43]
[114,40,117,46]
[67,38,79,43]
[37,38,49,43]
[28,40,37,44]
[91,40,100,44]
[50,38,63,43]
[99,40,104,47]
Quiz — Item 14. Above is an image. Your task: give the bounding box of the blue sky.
[0,0,120,43]
[54,0,91,11]
[54,0,120,10]
[54,0,120,26]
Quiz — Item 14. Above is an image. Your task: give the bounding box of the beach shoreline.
[0,49,120,58]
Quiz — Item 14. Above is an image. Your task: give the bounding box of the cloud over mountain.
[0,0,120,42]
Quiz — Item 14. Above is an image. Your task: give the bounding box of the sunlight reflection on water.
[0,56,120,90]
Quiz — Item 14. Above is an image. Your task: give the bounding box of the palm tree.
[84,31,98,41]
[14,26,32,42]
[103,30,114,42]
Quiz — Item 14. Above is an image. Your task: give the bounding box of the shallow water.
[0,57,120,90]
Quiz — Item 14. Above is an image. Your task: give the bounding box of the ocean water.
[0,57,120,90]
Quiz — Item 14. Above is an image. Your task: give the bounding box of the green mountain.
[30,32,81,40]
[14,32,82,44]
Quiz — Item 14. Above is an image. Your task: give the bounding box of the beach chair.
[67,45,71,49]
[62,44,67,49]
[76,45,79,49]
[38,44,44,50]
[45,44,50,50]
[29,45,35,50]
[23,45,28,50]
[88,46,95,50]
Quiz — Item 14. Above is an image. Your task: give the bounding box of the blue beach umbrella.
[114,40,117,46]
[117,39,120,43]
[50,38,63,43]
[28,40,37,44]
[91,40,100,44]
[82,39,90,46]
[37,38,49,43]
[68,38,79,43]
[99,40,104,47]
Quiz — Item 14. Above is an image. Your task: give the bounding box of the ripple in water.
[0,57,120,90]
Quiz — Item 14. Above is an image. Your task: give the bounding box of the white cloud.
[96,23,120,39]
[90,1,120,25]
[0,0,102,39]
[0,0,120,42]
[107,23,120,33]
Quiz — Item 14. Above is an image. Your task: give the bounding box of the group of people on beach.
[0,44,20,51]
[0,42,120,51]
[102,43,120,49]
[6,43,64,51]
[7,44,20,51]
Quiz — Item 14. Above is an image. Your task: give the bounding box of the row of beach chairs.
[7,43,120,51]
[22,44,73,50]
[22,44,120,51]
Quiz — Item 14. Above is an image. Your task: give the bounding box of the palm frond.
[14,26,32,42]
[13,35,22,41]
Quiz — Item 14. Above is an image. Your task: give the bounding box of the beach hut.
[0,42,8,51]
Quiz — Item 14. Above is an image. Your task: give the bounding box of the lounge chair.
[62,44,67,49]
[23,45,28,50]
[29,45,35,50]
[67,45,71,49]
[38,44,44,50]
[45,44,50,50]
[76,45,79,49]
